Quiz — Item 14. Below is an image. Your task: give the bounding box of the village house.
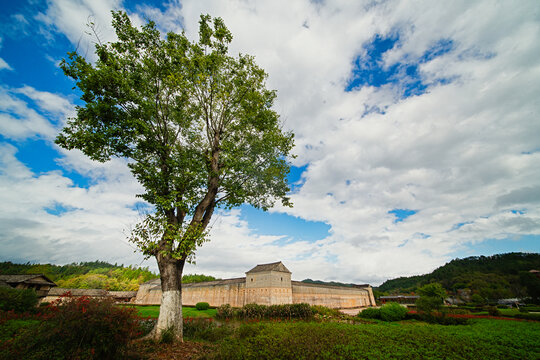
[0,274,56,298]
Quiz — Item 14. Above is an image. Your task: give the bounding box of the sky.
[0,0,539,286]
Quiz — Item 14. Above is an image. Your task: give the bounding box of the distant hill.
[0,261,219,291]
[301,279,356,288]
[376,252,540,301]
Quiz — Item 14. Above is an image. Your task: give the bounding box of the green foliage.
[160,326,175,344]
[514,312,540,321]
[358,307,381,319]
[471,293,486,306]
[485,306,501,316]
[57,10,294,264]
[216,304,235,320]
[301,279,356,288]
[183,318,231,341]
[0,261,158,291]
[379,302,408,321]
[416,283,446,314]
[196,302,210,310]
[183,274,218,283]
[204,319,540,359]
[0,288,38,313]
[215,303,313,321]
[1,296,140,360]
[377,252,540,300]
[310,305,343,318]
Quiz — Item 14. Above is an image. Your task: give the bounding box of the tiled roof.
[47,288,108,296]
[246,261,291,274]
[0,274,56,286]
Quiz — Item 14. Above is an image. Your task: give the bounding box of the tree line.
[376,252,540,302]
[0,261,218,291]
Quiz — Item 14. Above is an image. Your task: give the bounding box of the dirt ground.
[129,340,214,360]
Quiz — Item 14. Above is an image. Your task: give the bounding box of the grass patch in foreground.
[200,319,540,360]
[131,305,217,319]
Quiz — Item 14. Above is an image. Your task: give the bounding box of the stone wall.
[291,281,375,308]
[134,277,375,309]
[134,278,247,307]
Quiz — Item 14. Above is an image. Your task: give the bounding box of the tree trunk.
[150,257,185,342]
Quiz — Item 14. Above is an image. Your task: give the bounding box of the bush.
[196,302,210,310]
[486,306,501,316]
[2,295,140,360]
[311,305,342,318]
[514,313,540,321]
[379,302,408,321]
[290,303,313,320]
[183,318,231,341]
[0,287,38,313]
[216,304,235,320]
[358,307,380,319]
[216,303,313,321]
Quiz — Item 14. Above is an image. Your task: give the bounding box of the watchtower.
[245,261,293,305]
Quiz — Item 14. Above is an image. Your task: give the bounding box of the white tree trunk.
[153,289,183,341]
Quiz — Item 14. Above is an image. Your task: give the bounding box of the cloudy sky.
[0,0,539,285]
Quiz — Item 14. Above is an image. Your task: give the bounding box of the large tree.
[56,11,294,341]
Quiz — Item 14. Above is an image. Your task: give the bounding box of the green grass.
[199,319,540,360]
[131,305,217,318]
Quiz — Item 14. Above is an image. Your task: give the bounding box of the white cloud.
[2,0,538,285]
[0,58,12,71]
[0,86,63,140]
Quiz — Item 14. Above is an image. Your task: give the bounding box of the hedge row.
[216,303,313,320]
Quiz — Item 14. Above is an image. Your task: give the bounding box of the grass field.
[198,318,540,359]
[130,305,217,318]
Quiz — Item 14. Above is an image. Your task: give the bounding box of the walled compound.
[134,261,376,309]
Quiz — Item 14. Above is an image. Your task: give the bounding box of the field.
[2,305,539,359]
[140,317,540,359]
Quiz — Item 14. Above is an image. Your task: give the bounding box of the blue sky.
[0,0,539,285]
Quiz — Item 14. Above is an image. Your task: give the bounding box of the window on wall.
[251,278,253,282]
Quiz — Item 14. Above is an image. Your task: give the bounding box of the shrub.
[216,303,313,321]
[0,287,38,313]
[196,302,210,310]
[486,306,501,316]
[379,302,408,321]
[290,303,313,320]
[183,318,231,341]
[416,283,446,314]
[3,295,140,360]
[240,303,266,320]
[311,305,342,318]
[514,313,540,321]
[358,307,380,319]
[216,304,235,320]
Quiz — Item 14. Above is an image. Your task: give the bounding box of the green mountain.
[376,252,540,301]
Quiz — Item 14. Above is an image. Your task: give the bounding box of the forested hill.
[0,261,219,291]
[377,252,540,299]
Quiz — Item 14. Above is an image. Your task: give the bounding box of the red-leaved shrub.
[1,293,140,360]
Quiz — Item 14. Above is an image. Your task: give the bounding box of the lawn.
[130,305,217,318]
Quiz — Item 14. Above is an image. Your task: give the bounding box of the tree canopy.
[56,11,294,340]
